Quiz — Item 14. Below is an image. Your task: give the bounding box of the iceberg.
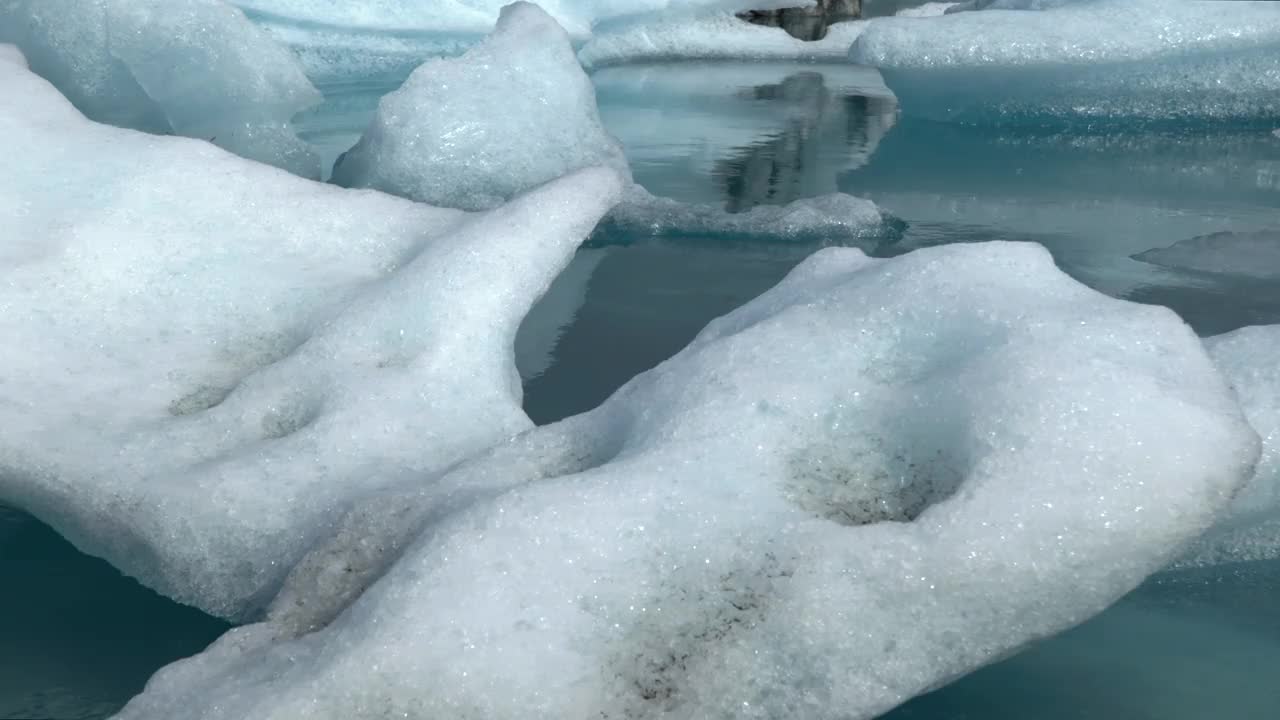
[116,242,1256,720]
[332,3,632,210]
[0,0,324,177]
[1179,325,1280,567]
[0,50,625,621]
[849,0,1280,128]
[1133,230,1280,280]
[578,11,867,68]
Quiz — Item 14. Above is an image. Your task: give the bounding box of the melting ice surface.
[4,1,1280,718]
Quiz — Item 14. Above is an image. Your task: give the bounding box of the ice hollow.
[0,53,625,621]
[0,0,324,177]
[849,0,1280,128]
[117,242,1257,720]
[332,3,632,210]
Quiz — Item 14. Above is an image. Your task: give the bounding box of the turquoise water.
[5,59,1278,719]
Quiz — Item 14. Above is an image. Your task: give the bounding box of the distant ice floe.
[579,10,868,68]
[0,0,324,176]
[850,0,1280,128]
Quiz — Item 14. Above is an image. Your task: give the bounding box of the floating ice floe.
[1132,230,1280,280]
[332,3,632,210]
[893,2,957,17]
[232,0,802,37]
[850,0,1280,128]
[0,0,324,177]
[115,242,1257,720]
[1179,325,1280,568]
[578,11,867,68]
[0,48,625,621]
[602,186,900,244]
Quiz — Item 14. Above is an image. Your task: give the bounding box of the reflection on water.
[0,509,227,719]
[592,62,897,208]
[718,75,897,211]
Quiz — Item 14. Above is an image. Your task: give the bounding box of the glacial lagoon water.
[5,59,1279,719]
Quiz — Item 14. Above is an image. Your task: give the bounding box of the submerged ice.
[114,242,1257,720]
[0,0,324,176]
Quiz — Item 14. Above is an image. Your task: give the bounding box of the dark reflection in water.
[0,507,228,720]
[591,62,897,208]
[718,74,898,211]
[883,561,1280,720]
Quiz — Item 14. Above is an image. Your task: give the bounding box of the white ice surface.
[606,186,895,242]
[579,12,867,68]
[232,0,809,36]
[1179,325,1280,567]
[0,52,624,621]
[332,3,632,210]
[850,0,1280,127]
[116,242,1257,720]
[0,0,324,177]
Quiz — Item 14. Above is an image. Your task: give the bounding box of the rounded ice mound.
[117,242,1257,720]
[0,0,324,177]
[849,0,1280,128]
[332,2,633,210]
[1180,325,1280,567]
[0,57,625,621]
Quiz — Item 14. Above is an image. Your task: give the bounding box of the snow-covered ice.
[604,186,897,243]
[115,242,1257,720]
[231,0,807,37]
[579,11,867,68]
[333,3,632,210]
[0,52,625,621]
[0,0,324,177]
[850,0,1280,128]
[1179,325,1280,567]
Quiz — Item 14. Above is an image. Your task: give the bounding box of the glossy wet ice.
[6,59,1278,719]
